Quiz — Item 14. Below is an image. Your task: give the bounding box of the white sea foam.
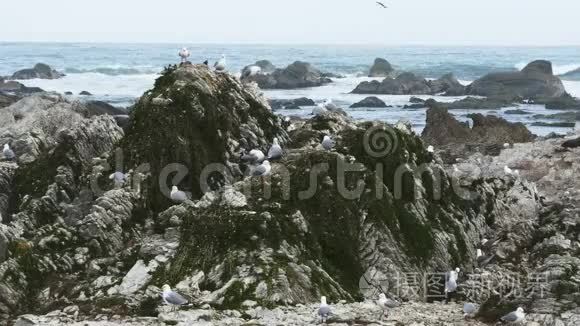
[515,62,580,75]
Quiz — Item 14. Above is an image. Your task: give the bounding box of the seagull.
[214,54,227,71]
[500,307,525,324]
[178,48,190,63]
[251,160,271,177]
[312,103,328,116]
[445,268,460,302]
[162,284,189,311]
[503,143,510,149]
[170,186,188,203]
[268,138,283,160]
[377,293,399,319]
[318,296,331,324]
[322,135,334,151]
[243,65,262,79]
[463,302,478,319]
[109,171,126,188]
[3,144,15,160]
[376,1,388,8]
[427,145,435,153]
[324,98,339,111]
[504,166,519,176]
[241,149,266,164]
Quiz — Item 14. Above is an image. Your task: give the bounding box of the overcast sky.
[1,0,578,45]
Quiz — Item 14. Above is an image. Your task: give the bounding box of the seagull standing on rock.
[162,284,190,311]
[500,307,525,324]
[109,171,126,188]
[178,47,190,63]
[3,144,15,160]
[241,149,266,164]
[324,98,338,111]
[268,138,283,160]
[170,186,188,203]
[463,302,478,319]
[318,296,331,324]
[251,160,271,177]
[377,293,399,319]
[427,145,435,153]
[445,267,460,303]
[322,135,334,151]
[214,54,227,71]
[312,103,327,116]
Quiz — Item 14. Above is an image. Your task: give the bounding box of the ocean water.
[1,43,579,135]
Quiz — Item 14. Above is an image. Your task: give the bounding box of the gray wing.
[445,279,457,292]
[268,145,283,159]
[322,139,334,150]
[4,149,15,159]
[500,311,518,322]
[318,306,331,317]
[166,291,188,305]
[385,299,400,308]
[464,303,476,314]
[172,191,188,202]
[252,165,267,176]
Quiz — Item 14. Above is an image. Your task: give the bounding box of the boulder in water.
[243,61,333,89]
[368,58,394,77]
[350,96,388,108]
[467,60,566,98]
[11,63,65,80]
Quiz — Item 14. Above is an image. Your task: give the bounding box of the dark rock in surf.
[368,58,394,77]
[350,96,388,108]
[11,63,65,80]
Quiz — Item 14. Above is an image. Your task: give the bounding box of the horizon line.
[2,40,580,48]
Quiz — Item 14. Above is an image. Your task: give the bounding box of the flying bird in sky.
[376,1,388,8]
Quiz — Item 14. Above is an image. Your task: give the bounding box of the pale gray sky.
[1,0,578,45]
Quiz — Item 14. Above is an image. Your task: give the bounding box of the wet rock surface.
[1,63,579,326]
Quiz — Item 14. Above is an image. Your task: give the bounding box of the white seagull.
[312,103,328,116]
[162,284,189,311]
[463,302,478,319]
[504,166,519,176]
[377,293,399,319]
[3,144,15,160]
[427,145,435,153]
[500,307,525,324]
[178,48,190,63]
[322,135,334,151]
[241,149,266,164]
[109,171,126,188]
[170,186,188,203]
[251,160,271,177]
[324,98,339,111]
[214,54,227,71]
[268,138,283,160]
[318,296,331,324]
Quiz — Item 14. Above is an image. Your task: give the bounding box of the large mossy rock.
[150,117,533,309]
[122,64,288,213]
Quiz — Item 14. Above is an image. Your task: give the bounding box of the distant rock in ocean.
[269,97,315,110]
[467,60,566,99]
[242,61,333,89]
[10,63,65,80]
[79,91,93,96]
[559,67,580,80]
[352,72,465,96]
[368,58,394,77]
[350,96,388,108]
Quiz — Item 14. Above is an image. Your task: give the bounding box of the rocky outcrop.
[352,73,465,96]
[534,93,580,110]
[425,96,515,111]
[368,58,394,77]
[350,96,388,108]
[121,63,289,212]
[421,107,534,160]
[242,61,333,89]
[10,63,65,80]
[467,60,566,98]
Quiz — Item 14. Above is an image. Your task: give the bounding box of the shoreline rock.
[352,72,465,96]
[368,57,394,77]
[349,96,388,108]
[242,61,333,89]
